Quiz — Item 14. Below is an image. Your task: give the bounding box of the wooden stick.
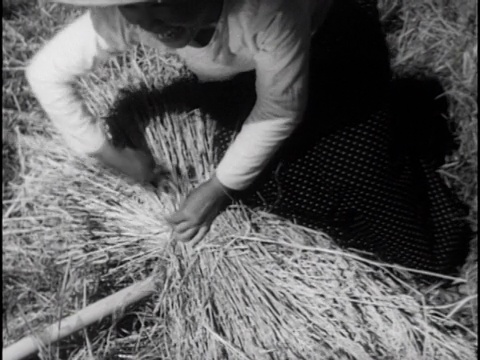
[3,276,158,360]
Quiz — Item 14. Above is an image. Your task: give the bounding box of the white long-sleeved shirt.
[26,0,333,190]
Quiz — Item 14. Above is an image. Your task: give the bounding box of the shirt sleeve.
[25,9,130,155]
[215,2,311,191]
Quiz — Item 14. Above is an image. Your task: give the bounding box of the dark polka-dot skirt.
[213,105,470,274]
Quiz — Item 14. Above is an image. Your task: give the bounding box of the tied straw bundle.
[3,37,477,360]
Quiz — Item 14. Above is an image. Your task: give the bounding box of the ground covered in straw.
[2,1,477,359]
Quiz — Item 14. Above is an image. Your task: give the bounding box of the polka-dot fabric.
[209,0,470,274]
[214,108,470,274]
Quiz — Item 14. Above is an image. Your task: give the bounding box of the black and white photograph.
[2,0,477,359]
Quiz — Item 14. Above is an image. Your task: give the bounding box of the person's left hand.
[165,175,233,245]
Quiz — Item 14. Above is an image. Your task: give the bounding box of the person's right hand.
[92,141,155,184]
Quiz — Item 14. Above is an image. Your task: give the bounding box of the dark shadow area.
[104,71,458,171]
[390,75,458,168]
[103,71,256,151]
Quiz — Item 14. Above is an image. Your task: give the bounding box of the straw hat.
[50,0,159,6]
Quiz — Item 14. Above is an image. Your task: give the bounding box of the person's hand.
[92,140,155,184]
[166,175,233,245]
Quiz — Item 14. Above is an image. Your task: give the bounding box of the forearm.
[26,65,106,154]
[25,12,114,154]
[215,2,311,191]
[215,115,299,191]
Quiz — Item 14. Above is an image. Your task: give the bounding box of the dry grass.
[5,87,477,359]
[379,0,478,333]
[2,1,477,359]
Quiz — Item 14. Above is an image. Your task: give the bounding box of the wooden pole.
[3,276,158,360]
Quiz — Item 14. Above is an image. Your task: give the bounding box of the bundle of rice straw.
[4,47,477,359]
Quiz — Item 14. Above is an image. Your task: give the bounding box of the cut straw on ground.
[4,77,477,359]
[3,1,477,359]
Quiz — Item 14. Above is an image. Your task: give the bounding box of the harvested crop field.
[2,1,477,359]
